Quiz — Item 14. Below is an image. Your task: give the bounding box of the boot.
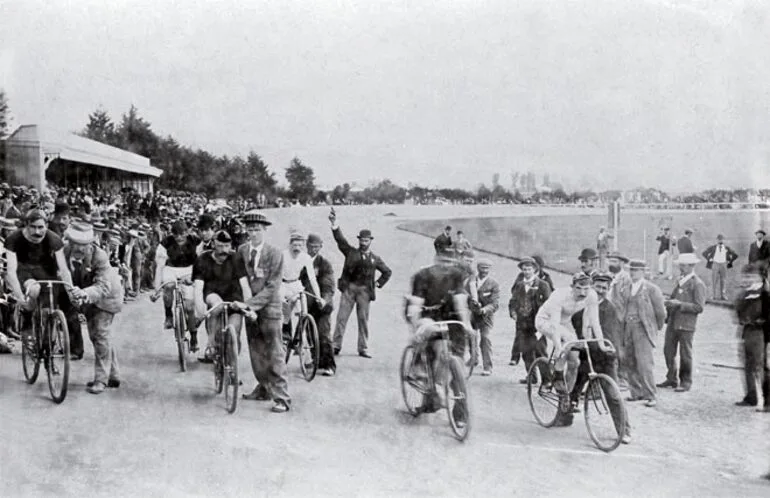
[163,307,173,329]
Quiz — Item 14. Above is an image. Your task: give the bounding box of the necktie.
[249,248,257,273]
[72,260,83,286]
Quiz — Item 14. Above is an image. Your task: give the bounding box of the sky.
[1,0,769,192]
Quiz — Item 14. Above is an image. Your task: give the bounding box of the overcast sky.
[2,0,769,192]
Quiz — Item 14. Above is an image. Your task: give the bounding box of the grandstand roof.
[6,125,163,178]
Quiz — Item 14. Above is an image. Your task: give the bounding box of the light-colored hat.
[65,222,95,245]
[628,259,647,270]
[675,253,700,265]
[289,230,305,242]
[477,258,493,268]
[128,229,140,239]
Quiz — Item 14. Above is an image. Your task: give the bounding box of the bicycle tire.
[584,373,625,452]
[298,315,319,382]
[47,310,70,404]
[399,345,425,417]
[174,304,187,372]
[445,355,471,441]
[223,325,239,414]
[527,357,561,428]
[213,329,224,394]
[21,320,40,385]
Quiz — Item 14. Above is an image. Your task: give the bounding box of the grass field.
[398,209,770,301]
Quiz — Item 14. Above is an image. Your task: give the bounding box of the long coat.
[472,276,500,328]
[666,274,706,332]
[238,243,284,320]
[332,227,391,302]
[63,244,124,314]
[628,280,667,346]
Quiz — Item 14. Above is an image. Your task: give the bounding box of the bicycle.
[283,290,320,382]
[399,318,474,441]
[526,338,626,452]
[19,280,76,404]
[151,274,193,372]
[196,302,255,414]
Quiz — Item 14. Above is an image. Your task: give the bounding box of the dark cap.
[518,257,537,270]
[756,229,766,236]
[591,271,613,283]
[198,213,216,230]
[53,202,70,215]
[571,272,591,285]
[214,230,232,243]
[171,220,188,236]
[307,233,323,245]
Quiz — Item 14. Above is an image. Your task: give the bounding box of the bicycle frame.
[410,320,473,385]
[29,280,75,342]
[555,338,616,380]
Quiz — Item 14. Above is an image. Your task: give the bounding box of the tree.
[285,156,316,204]
[117,105,159,159]
[81,107,119,146]
[247,151,277,197]
[0,89,9,138]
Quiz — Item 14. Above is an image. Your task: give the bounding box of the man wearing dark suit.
[329,209,392,358]
[508,257,551,381]
[120,229,148,297]
[702,234,739,300]
[471,258,500,376]
[300,233,337,376]
[433,226,453,255]
[658,253,707,393]
[748,229,770,273]
[677,229,695,254]
[63,222,124,394]
[238,211,290,413]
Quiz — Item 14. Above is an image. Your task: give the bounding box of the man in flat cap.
[196,213,217,255]
[238,211,291,413]
[328,208,392,359]
[702,234,738,301]
[659,253,706,393]
[748,229,770,274]
[301,233,337,376]
[470,258,500,376]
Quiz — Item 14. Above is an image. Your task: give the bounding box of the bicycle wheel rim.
[584,374,625,452]
[527,357,560,428]
[174,305,187,372]
[214,337,224,395]
[224,326,239,413]
[299,315,319,382]
[47,310,70,404]
[399,345,425,416]
[445,356,471,441]
[22,324,40,384]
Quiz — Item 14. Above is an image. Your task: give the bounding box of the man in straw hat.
[659,252,706,393]
[328,208,392,359]
[62,221,124,394]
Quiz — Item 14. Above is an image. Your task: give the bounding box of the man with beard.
[607,251,632,385]
[300,233,337,376]
[578,248,600,277]
[4,209,76,357]
[62,222,124,394]
[193,230,253,364]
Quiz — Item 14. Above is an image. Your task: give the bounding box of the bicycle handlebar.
[32,280,76,290]
[560,338,616,354]
[151,274,193,301]
[194,301,256,328]
[414,319,475,340]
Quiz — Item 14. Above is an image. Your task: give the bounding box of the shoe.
[70,354,83,361]
[87,381,106,394]
[674,384,691,393]
[163,317,173,329]
[333,348,340,356]
[735,398,758,407]
[645,399,657,408]
[480,369,491,377]
[509,359,519,366]
[756,406,770,413]
[271,401,290,413]
[625,396,643,402]
[107,379,120,388]
[656,380,678,389]
[621,434,632,445]
[198,347,215,364]
[358,351,372,359]
[570,402,581,414]
[243,388,271,401]
[320,368,335,377]
[189,336,199,353]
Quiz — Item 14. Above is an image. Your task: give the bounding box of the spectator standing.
[596,227,613,270]
[702,234,738,301]
[733,264,769,409]
[532,255,555,292]
[434,226,453,255]
[471,258,500,376]
[677,228,695,254]
[579,248,600,276]
[607,251,632,385]
[453,230,472,259]
[748,229,770,273]
[508,257,551,381]
[655,227,672,279]
[659,253,706,393]
[623,259,666,407]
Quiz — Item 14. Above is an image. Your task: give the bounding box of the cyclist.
[193,230,253,363]
[4,209,75,355]
[535,272,608,397]
[280,231,324,344]
[404,251,473,419]
[154,219,200,351]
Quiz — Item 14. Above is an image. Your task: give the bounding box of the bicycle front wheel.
[445,355,471,441]
[298,315,319,382]
[399,345,427,416]
[584,373,625,452]
[213,330,224,395]
[223,325,239,414]
[174,305,187,372]
[22,319,41,384]
[46,310,70,404]
[527,357,560,428]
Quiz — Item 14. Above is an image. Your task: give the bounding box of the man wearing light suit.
[471,258,500,376]
[63,221,124,395]
[238,211,290,413]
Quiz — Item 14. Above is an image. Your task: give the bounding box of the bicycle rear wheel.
[22,316,41,384]
[527,357,560,428]
[445,355,471,441]
[298,315,319,382]
[223,325,239,414]
[584,374,625,452]
[174,304,187,372]
[399,345,427,416]
[46,310,70,404]
[213,329,224,394]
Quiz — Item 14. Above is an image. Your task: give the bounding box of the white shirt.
[631,279,644,296]
[713,244,727,264]
[678,272,695,287]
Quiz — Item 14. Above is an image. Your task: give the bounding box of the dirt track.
[1,205,768,497]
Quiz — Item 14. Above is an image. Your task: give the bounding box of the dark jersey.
[161,234,201,268]
[192,251,248,302]
[5,229,64,281]
[410,263,471,321]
